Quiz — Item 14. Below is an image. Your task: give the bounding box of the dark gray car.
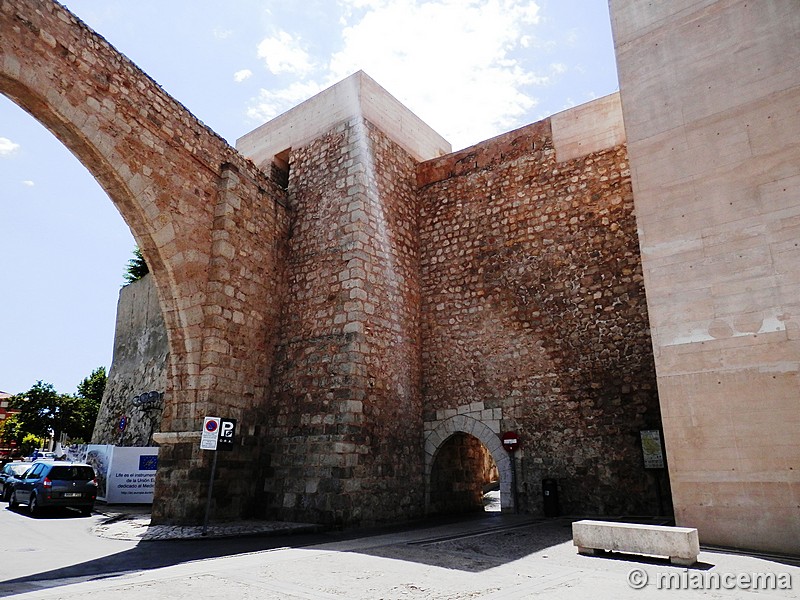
[0,462,31,501]
[9,461,97,515]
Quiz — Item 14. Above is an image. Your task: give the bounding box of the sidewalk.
[92,503,321,541]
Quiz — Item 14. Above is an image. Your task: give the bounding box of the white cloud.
[246,1,547,149]
[213,28,233,40]
[234,69,253,83]
[328,0,542,149]
[247,80,326,122]
[257,30,313,75]
[22,180,34,187]
[0,137,20,157]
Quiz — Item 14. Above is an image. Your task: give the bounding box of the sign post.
[501,432,520,513]
[200,417,237,536]
[118,415,128,446]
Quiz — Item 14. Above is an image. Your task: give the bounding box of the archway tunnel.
[428,432,501,515]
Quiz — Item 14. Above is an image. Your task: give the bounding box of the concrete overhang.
[236,71,452,169]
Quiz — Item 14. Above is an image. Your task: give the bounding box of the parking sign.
[217,418,237,451]
[200,416,220,450]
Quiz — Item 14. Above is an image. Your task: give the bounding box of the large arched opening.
[0,93,135,398]
[1,0,289,523]
[425,416,514,515]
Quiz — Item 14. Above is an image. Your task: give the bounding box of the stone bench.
[572,520,699,566]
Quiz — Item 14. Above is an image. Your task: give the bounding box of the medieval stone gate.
[2,0,666,527]
[1,0,291,522]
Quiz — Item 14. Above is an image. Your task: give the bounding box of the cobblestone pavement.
[12,509,800,599]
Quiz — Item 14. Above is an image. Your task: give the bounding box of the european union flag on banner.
[139,455,158,471]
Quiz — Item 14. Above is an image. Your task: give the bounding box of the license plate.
[64,492,82,498]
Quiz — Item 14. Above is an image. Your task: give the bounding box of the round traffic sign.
[205,420,218,433]
[501,431,519,452]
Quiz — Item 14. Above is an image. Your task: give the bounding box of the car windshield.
[9,464,30,476]
[48,466,95,481]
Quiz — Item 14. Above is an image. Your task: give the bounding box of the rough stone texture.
[1,0,290,524]
[4,0,669,529]
[611,0,800,553]
[261,116,424,526]
[417,119,665,516]
[93,274,168,446]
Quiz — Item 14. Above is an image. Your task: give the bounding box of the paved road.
[0,503,327,595]
[1,504,798,599]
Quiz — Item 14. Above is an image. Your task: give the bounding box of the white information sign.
[200,416,221,450]
[640,430,665,469]
[105,447,159,503]
[81,445,159,503]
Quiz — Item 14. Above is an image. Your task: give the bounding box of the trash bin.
[542,478,559,517]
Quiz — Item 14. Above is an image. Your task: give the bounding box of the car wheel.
[29,494,39,516]
[9,491,19,509]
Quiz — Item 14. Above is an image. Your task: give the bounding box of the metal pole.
[654,470,664,517]
[510,452,519,514]
[202,450,218,536]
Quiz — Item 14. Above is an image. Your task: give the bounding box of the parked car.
[9,461,97,515]
[27,450,56,461]
[0,462,31,501]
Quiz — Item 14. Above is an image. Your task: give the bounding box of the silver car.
[9,460,97,516]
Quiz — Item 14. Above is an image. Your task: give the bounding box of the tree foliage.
[8,368,106,446]
[74,367,106,441]
[123,246,149,284]
[77,366,107,403]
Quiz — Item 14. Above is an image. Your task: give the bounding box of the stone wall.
[260,116,424,526]
[417,114,666,516]
[92,274,168,446]
[1,0,292,524]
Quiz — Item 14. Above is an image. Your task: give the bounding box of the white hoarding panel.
[105,446,160,504]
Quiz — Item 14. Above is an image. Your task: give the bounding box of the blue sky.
[0,0,619,396]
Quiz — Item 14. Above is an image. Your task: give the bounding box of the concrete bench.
[572,520,699,566]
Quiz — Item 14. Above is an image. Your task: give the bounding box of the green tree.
[77,366,107,403]
[20,433,45,457]
[74,367,106,442]
[10,381,74,442]
[0,414,25,455]
[123,246,149,284]
[10,369,105,445]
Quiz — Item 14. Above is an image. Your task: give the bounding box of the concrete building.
[610,0,800,553]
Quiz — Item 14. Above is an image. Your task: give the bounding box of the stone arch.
[424,415,514,513]
[1,0,290,523]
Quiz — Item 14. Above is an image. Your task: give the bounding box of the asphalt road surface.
[1,503,798,599]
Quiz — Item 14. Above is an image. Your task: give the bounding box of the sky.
[0,0,620,396]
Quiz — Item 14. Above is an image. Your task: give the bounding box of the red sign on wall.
[501,431,519,452]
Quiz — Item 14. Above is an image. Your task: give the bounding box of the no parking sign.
[199,416,237,451]
[200,417,220,450]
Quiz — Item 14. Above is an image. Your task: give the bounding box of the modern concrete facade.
[610,0,800,553]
